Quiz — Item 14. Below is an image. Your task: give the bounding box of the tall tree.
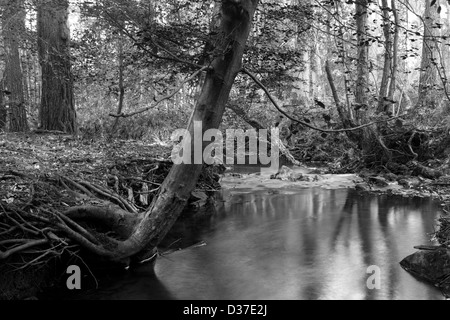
[354,0,369,115]
[37,0,76,133]
[387,0,399,114]
[1,0,29,132]
[377,0,400,115]
[417,0,441,109]
[377,0,393,113]
[354,0,390,163]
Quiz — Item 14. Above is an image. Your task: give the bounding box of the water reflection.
[74,188,445,300]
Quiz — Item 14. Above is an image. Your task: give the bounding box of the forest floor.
[2,132,450,299]
[0,132,219,299]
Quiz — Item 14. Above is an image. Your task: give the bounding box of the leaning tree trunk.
[324,60,358,143]
[119,0,259,262]
[2,0,29,132]
[58,0,260,264]
[37,0,76,133]
[417,0,441,109]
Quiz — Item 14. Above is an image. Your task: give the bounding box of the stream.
[49,168,445,300]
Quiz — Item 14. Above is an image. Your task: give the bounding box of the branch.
[102,9,203,69]
[110,66,209,118]
[241,68,403,133]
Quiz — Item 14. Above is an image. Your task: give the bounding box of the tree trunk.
[37,0,77,133]
[119,0,259,260]
[0,79,5,130]
[58,0,259,264]
[334,2,353,119]
[387,0,399,115]
[377,0,393,113]
[325,60,353,129]
[354,0,369,119]
[355,0,390,163]
[417,0,441,109]
[111,32,125,135]
[2,0,29,132]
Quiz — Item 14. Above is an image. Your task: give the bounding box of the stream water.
[54,175,445,300]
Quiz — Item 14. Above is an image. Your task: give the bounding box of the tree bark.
[417,0,441,109]
[387,0,399,114]
[0,79,5,130]
[37,0,77,133]
[111,32,125,135]
[2,0,29,132]
[354,0,369,119]
[334,2,353,119]
[325,60,353,129]
[377,0,393,113]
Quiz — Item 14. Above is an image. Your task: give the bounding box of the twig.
[110,66,209,118]
[71,251,99,289]
[0,226,17,236]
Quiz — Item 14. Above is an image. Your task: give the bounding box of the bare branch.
[110,66,209,118]
[241,68,403,133]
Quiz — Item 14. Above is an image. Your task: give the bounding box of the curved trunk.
[110,0,259,262]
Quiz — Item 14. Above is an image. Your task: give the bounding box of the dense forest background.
[1,0,449,159]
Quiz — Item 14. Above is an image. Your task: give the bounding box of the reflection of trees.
[329,189,441,300]
[154,188,443,299]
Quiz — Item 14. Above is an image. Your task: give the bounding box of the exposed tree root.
[0,158,222,269]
